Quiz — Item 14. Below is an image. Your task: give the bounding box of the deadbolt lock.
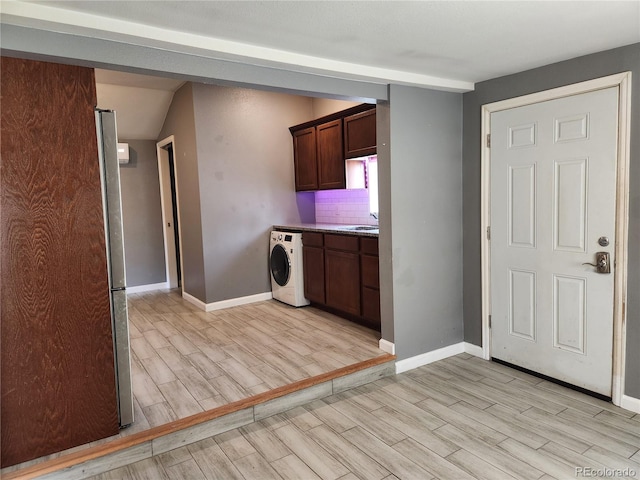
[582,252,611,274]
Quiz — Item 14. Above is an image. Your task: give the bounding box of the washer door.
[270,244,291,287]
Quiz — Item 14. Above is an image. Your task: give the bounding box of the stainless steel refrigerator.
[95,109,134,427]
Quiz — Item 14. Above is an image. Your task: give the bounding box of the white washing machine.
[270,230,310,307]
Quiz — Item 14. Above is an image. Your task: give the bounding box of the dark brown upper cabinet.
[290,104,376,192]
[293,126,318,190]
[316,119,345,190]
[344,108,377,159]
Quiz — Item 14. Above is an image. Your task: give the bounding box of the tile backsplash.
[315,189,378,225]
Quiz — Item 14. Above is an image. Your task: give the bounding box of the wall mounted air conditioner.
[117,143,129,164]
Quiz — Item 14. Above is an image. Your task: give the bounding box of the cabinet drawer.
[303,231,323,247]
[360,237,378,255]
[325,234,359,252]
[361,255,379,289]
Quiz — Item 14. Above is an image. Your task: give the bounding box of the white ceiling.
[8,0,638,139]
[14,0,640,85]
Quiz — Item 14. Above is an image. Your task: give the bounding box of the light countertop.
[272,223,379,237]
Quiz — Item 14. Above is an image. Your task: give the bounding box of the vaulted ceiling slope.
[5,0,640,89]
[95,70,184,140]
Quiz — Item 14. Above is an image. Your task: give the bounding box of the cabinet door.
[293,127,318,191]
[344,109,376,159]
[325,249,360,315]
[361,254,379,289]
[362,287,381,327]
[1,58,119,467]
[316,119,346,190]
[303,246,325,303]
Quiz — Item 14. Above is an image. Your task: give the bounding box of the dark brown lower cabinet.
[360,252,381,324]
[325,249,361,315]
[361,287,381,324]
[302,232,380,330]
[303,246,325,303]
[1,57,119,468]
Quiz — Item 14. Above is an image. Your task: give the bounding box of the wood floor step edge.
[5,354,396,480]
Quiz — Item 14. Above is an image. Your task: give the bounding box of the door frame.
[480,72,632,406]
[156,135,185,293]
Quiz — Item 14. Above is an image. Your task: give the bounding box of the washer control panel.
[271,232,293,243]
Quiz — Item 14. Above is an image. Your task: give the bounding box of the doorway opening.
[157,136,183,290]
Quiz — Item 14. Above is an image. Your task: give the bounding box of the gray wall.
[377,98,394,343]
[191,83,316,304]
[388,85,464,360]
[158,83,207,301]
[119,139,166,287]
[462,43,640,397]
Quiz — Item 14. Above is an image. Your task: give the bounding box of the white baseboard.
[395,342,465,374]
[182,291,207,310]
[183,291,273,312]
[378,339,395,355]
[620,394,640,414]
[464,342,484,358]
[126,282,169,294]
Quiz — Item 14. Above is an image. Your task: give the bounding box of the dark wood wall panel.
[1,57,119,468]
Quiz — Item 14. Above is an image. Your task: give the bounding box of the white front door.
[490,87,619,396]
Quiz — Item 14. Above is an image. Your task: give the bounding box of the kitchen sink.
[340,225,379,231]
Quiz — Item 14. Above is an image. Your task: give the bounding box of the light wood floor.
[89,353,640,480]
[124,289,386,436]
[1,290,385,475]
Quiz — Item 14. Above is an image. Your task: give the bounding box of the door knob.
[582,252,611,273]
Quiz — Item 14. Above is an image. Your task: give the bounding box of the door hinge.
[486,133,491,148]
[486,226,491,240]
[488,315,492,329]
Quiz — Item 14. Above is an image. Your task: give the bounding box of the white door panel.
[491,87,618,396]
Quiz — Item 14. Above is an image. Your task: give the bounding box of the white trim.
[378,339,395,355]
[480,72,632,406]
[156,136,185,294]
[463,342,484,358]
[620,395,640,415]
[126,282,169,294]
[395,342,465,374]
[205,292,273,312]
[182,291,207,311]
[480,102,492,362]
[183,291,273,312]
[611,72,632,409]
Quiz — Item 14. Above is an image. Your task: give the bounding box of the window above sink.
[346,155,378,219]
